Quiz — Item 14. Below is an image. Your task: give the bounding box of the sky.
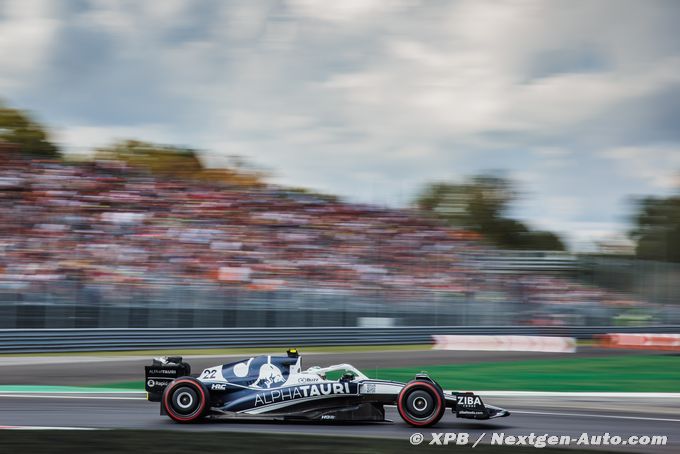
[1,0,680,251]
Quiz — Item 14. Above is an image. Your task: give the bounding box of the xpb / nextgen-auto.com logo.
[409,432,668,448]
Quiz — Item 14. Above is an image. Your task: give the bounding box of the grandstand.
[0,152,657,328]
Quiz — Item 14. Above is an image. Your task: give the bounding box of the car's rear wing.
[144,356,191,402]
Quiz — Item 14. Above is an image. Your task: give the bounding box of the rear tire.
[162,377,208,423]
[397,380,445,427]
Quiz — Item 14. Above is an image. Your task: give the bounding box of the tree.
[95,140,203,174]
[415,175,565,251]
[95,140,266,186]
[0,103,59,158]
[630,195,680,262]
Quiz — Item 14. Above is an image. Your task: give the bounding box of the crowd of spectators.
[0,152,646,320]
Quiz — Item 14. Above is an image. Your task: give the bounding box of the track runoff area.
[0,343,678,452]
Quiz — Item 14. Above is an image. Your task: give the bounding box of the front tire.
[162,377,208,423]
[397,380,445,427]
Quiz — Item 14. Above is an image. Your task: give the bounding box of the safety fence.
[0,325,678,353]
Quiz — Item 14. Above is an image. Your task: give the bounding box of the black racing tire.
[397,380,446,427]
[162,377,208,423]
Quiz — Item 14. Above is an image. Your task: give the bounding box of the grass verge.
[369,355,680,392]
[89,354,680,393]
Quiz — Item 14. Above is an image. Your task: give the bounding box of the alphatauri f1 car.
[145,349,510,427]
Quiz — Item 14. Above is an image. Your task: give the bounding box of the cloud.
[287,0,411,23]
[1,0,680,249]
[600,145,680,190]
[0,0,60,92]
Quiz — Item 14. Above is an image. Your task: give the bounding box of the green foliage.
[95,140,203,174]
[521,230,566,251]
[630,195,680,262]
[416,175,565,251]
[95,139,266,186]
[286,187,340,203]
[0,102,60,158]
[416,176,511,225]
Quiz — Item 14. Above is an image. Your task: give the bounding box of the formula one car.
[145,349,510,427]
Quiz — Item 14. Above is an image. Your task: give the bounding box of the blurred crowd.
[0,153,650,322]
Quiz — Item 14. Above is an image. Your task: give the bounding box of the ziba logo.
[211,383,227,391]
[457,395,482,406]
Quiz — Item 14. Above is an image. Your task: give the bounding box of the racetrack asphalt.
[0,349,678,452]
[0,393,677,453]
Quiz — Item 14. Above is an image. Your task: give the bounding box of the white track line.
[0,390,145,394]
[0,394,146,400]
[384,405,678,423]
[0,389,677,398]
[0,425,101,430]
[1,394,677,424]
[4,390,678,398]
[475,391,680,398]
[511,410,680,423]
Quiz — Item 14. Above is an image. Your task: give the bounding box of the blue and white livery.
[144,349,510,427]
